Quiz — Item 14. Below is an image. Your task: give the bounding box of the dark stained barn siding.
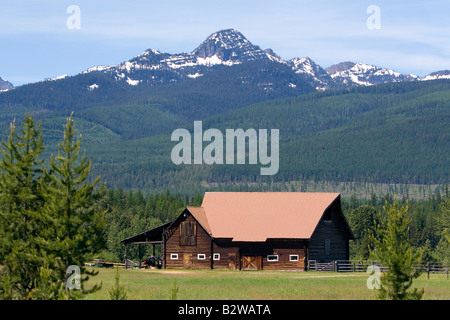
[165,213,212,269]
[308,198,351,262]
[212,240,240,270]
[164,214,310,270]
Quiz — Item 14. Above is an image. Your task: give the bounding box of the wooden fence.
[308,260,449,278]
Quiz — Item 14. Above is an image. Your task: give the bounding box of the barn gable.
[163,208,214,269]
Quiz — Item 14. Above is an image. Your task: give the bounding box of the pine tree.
[434,189,450,260]
[369,198,424,300]
[348,204,377,259]
[0,115,53,299]
[109,266,127,300]
[48,113,106,298]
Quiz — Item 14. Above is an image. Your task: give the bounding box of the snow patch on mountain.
[87,83,99,91]
[196,55,239,66]
[50,74,68,81]
[126,78,140,86]
[421,70,450,81]
[327,62,418,87]
[82,65,114,74]
[187,73,203,78]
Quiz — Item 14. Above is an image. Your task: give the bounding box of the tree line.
[344,191,449,262]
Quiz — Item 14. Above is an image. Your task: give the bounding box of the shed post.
[124,244,128,269]
[138,244,142,268]
[162,233,166,269]
[304,240,309,271]
[210,238,214,270]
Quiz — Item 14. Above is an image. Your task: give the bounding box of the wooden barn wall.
[308,199,351,263]
[164,214,308,270]
[212,240,306,271]
[239,240,306,271]
[164,214,212,270]
[212,240,240,270]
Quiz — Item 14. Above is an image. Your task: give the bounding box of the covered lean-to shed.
[122,192,354,271]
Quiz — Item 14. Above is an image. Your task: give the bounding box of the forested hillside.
[0,78,448,195]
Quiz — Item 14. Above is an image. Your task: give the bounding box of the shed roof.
[121,221,172,244]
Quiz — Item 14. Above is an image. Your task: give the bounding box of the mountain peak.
[0,76,14,92]
[325,61,356,75]
[289,57,334,90]
[202,28,249,47]
[192,28,265,62]
[326,61,418,87]
[421,70,450,81]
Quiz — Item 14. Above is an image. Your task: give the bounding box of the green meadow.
[84,267,450,300]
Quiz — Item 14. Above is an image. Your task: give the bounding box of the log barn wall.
[164,214,212,269]
[308,199,351,262]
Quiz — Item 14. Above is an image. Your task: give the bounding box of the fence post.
[334,260,338,272]
[427,262,430,280]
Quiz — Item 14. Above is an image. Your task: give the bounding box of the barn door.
[180,222,197,246]
[241,256,262,270]
[228,253,236,270]
[183,254,193,269]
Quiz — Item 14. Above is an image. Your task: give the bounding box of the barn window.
[179,221,197,246]
[170,254,178,260]
[267,255,278,262]
[197,254,206,260]
[289,255,299,262]
[213,253,220,261]
[323,210,332,223]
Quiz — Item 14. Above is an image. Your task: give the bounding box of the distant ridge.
[0,77,14,92]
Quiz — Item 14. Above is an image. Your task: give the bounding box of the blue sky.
[1,0,449,86]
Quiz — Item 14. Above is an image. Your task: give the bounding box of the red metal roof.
[189,192,341,242]
[186,206,212,235]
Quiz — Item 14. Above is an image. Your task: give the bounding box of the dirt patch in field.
[142,269,193,275]
[295,274,367,279]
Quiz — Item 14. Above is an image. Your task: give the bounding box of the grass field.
[83,267,450,300]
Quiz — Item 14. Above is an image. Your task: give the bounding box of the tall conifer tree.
[369,198,424,300]
[0,115,52,299]
[49,113,105,298]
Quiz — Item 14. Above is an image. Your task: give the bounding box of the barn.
[121,192,354,271]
